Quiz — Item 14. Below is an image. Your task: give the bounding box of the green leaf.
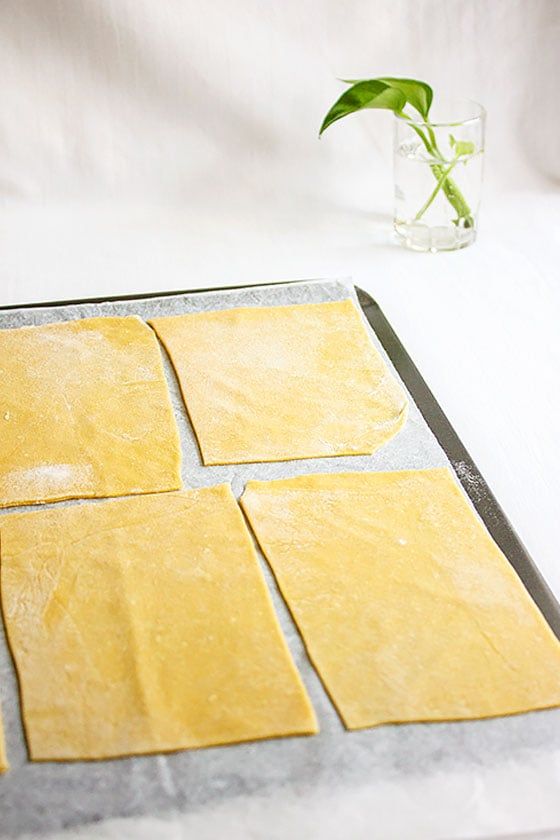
[319,80,406,135]
[450,133,475,157]
[377,78,433,118]
[342,77,433,119]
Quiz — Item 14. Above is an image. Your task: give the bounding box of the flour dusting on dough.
[5,463,95,498]
[0,316,182,506]
[151,300,408,465]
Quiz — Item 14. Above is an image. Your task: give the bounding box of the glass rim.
[395,99,486,128]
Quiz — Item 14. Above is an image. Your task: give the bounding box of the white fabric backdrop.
[0,0,558,203]
[1,3,560,838]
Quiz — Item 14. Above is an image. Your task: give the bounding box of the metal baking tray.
[354,287,560,639]
[3,279,557,637]
[1,278,559,840]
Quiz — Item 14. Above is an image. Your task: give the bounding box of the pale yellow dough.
[0,316,181,507]
[0,485,317,761]
[149,300,407,465]
[241,468,560,729]
[0,711,7,772]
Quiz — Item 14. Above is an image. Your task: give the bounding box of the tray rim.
[2,278,559,638]
[355,287,560,639]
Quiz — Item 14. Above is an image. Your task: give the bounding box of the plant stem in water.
[415,158,459,221]
[407,121,474,227]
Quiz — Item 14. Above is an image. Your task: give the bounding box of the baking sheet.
[1,279,560,840]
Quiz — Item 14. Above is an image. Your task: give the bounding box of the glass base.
[394,220,476,253]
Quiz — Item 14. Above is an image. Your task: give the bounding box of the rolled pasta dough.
[241,468,560,729]
[1,486,317,761]
[0,316,181,507]
[149,300,407,465]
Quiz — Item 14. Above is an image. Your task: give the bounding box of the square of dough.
[0,485,317,761]
[149,300,407,465]
[0,316,181,507]
[241,468,560,729]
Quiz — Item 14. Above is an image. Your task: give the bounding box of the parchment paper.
[1,280,560,840]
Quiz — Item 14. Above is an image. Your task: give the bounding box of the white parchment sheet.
[1,280,559,840]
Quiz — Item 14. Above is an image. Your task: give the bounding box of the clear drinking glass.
[393,99,485,252]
